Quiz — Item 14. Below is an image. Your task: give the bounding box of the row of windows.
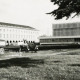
[40,38,80,43]
[53,23,80,29]
[0,28,37,34]
[1,34,35,39]
[53,28,80,36]
[6,40,35,43]
[40,38,75,43]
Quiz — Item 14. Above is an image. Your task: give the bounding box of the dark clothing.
[28,43,36,51]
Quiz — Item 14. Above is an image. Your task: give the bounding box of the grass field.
[0,49,80,80]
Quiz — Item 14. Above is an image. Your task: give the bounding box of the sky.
[0,0,80,36]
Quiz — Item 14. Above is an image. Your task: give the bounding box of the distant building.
[53,22,80,36]
[0,22,39,44]
[39,22,80,45]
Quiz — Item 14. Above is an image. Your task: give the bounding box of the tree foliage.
[48,0,80,19]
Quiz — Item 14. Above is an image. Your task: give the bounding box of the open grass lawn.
[0,49,80,80]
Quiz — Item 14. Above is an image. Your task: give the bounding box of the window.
[0,34,2,38]
[3,29,5,32]
[7,29,8,31]
[3,34,5,38]
[7,34,8,38]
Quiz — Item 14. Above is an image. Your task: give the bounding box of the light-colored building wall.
[53,22,80,36]
[0,22,39,44]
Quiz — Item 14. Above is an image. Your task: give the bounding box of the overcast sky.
[0,0,80,36]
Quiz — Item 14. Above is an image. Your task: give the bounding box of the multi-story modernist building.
[53,22,80,36]
[0,22,39,44]
[39,22,80,45]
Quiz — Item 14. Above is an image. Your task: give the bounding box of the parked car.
[28,42,38,52]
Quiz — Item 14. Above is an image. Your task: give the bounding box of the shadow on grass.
[60,52,80,55]
[68,64,80,67]
[0,57,44,68]
[53,60,62,63]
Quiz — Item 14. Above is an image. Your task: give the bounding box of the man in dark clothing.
[28,42,37,52]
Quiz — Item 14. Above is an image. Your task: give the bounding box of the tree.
[48,0,80,19]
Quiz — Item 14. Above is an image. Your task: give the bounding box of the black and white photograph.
[0,0,80,80]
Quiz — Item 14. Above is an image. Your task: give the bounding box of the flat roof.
[0,22,38,30]
[39,36,80,39]
[53,22,80,25]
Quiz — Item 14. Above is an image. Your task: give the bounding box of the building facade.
[39,22,80,45]
[53,22,80,36]
[0,22,39,44]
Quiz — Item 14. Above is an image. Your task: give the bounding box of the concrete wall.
[53,23,80,36]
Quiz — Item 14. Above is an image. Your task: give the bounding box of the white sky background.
[0,0,80,36]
